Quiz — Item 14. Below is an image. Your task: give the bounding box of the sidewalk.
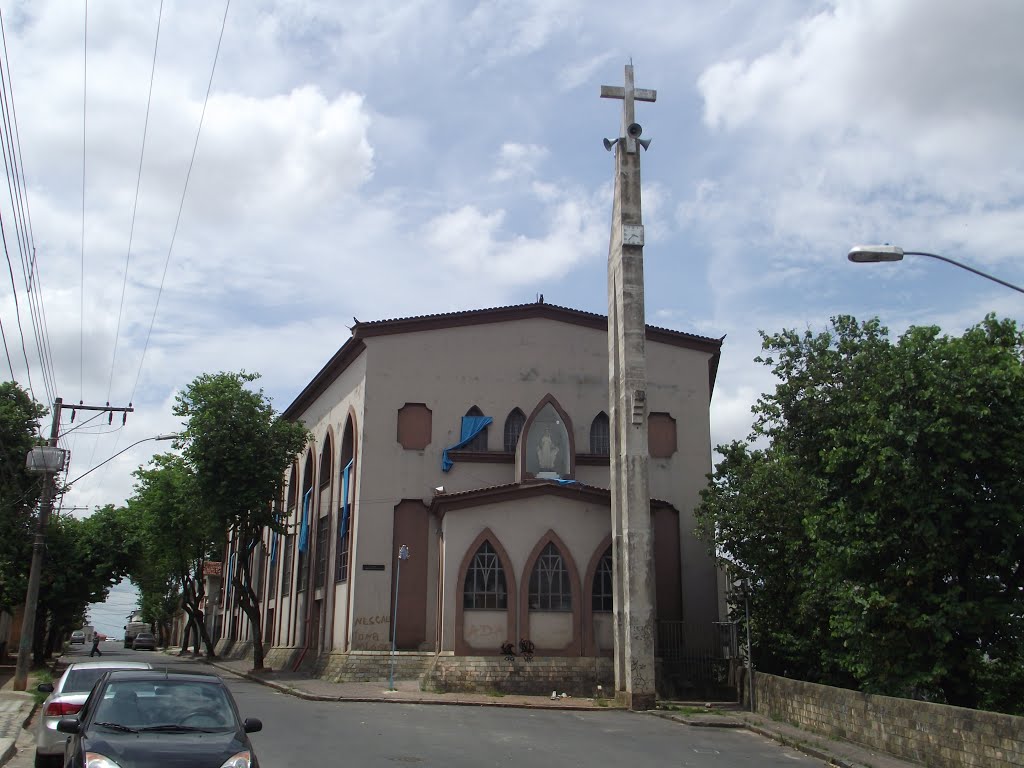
[0,667,39,768]
[178,652,924,768]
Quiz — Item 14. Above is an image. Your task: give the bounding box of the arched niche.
[517,394,575,482]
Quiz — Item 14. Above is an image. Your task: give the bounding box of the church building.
[213,299,725,693]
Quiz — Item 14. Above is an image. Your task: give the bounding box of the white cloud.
[492,142,548,182]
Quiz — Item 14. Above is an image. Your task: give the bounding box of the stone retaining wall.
[426,656,613,697]
[755,672,1024,768]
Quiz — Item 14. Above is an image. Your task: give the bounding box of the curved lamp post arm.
[65,433,179,487]
[848,245,1024,295]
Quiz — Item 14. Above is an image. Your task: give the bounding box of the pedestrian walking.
[90,633,102,657]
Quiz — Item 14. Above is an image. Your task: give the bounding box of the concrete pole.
[13,398,62,691]
[602,64,658,711]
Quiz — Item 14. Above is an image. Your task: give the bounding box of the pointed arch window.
[463,406,489,451]
[592,547,613,612]
[590,412,610,455]
[463,542,508,609]
[503,408,526,452]
[528,542,572,611]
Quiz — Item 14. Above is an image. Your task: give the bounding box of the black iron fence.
[655,620,738,701]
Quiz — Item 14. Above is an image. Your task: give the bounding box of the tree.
[0,381,47,613]
[127,453,220,657]
[174,371,309,670]
[36,505,135,661]
[697,315,1024,714]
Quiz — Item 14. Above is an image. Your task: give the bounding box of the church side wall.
[277,352,368,656]
[646,343,720,637]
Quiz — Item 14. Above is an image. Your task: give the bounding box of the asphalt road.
[15,642,826,768]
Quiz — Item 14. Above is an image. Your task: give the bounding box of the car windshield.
[63,668,108,693]
[95,680,236,731]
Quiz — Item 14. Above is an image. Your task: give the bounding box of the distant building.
[214,302,725,692]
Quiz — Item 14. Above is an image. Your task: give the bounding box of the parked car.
[131,632,157,651]
[69,631,85,645]
[56,669,262,768]
[35,660,152,768]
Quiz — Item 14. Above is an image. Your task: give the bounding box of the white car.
[35,660,152,768]
[69,631,85,645]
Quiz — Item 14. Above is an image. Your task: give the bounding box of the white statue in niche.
[537,428,560,472]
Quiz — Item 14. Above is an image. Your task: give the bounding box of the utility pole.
[13,397,134,691]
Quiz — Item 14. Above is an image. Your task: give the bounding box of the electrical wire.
[0,8,56,405]
[81,0,87,399]
[105,0,163,404]
[128,0,231,405]
[0,313,13,378]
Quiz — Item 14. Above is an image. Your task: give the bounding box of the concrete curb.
[192,656,618,712]
[0,696,37,768]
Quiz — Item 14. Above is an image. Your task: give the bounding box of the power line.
[129,0,231,405]
[81,0,87,399]
[0,8,56,405]
[106,0,164,404]
[0,313,13,378]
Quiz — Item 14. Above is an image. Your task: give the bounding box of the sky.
[2,0,1023,578]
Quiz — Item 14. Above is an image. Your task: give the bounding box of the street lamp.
[848,245,1024,295]
[389,544,410,691]
[64,433,179,487]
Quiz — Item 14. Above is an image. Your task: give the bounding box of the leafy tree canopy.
[173,371,309,668]
[697,314,1024,714]
[0,381,47,612]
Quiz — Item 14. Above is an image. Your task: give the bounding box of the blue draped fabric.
[298,488,312,552]
[270,530,278,563]
[226,552,235,602]
[441,415,493,472]
[339,459,354,542]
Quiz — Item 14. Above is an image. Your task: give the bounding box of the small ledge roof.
[283,301,724,419]
[428,477,673,517]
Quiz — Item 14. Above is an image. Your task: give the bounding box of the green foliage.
[38,505,136,644]
[173,371,309,666]
[126,453,220,650]
[697,315,1024,714]
[173,372,309,542]
[0,381,47,612]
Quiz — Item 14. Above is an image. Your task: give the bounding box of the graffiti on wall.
[352,615,391,650]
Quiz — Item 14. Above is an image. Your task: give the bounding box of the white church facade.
[212,301,725,691]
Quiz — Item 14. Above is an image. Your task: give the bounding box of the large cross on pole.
[601,63,658,711]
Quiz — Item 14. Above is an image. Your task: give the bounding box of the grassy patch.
[595,698,610,707]
[31,668,54,706]
[485,689,505,698]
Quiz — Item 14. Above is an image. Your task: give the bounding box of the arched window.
[590,412,610,455]
[592,548,613,612]
[464,406,488,451]
[528,542,572,611]
[503,409,526,452]
[463,542,507,609]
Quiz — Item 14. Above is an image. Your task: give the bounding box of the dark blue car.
[56,669,262,768]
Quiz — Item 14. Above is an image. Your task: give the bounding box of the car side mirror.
[57,718,81,734]
[243,718,262,734]
[37,683,54,693]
